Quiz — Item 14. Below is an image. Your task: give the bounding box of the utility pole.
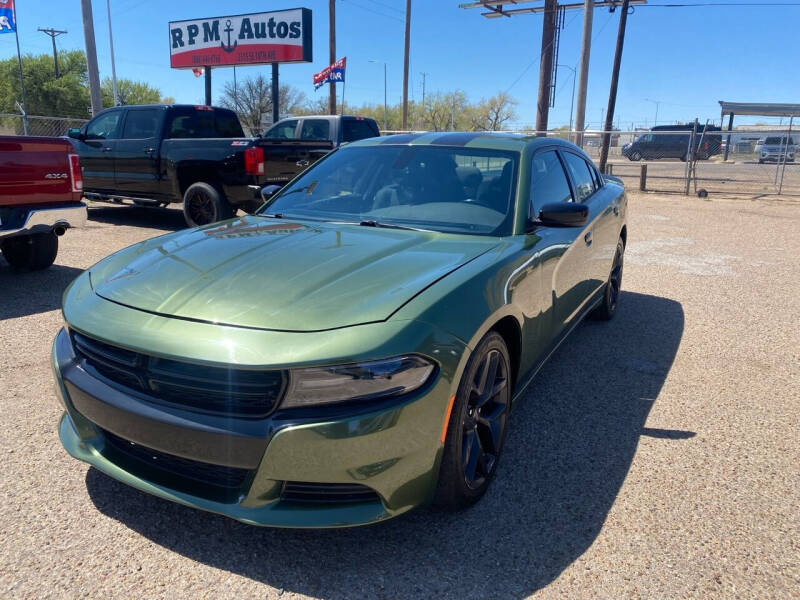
[558,63,576,138]
[106,0,119,106]
[38,28,67,78]
[204,69,212,106]
[644,98,660,126]
[272,63,280,124]
[535,0,557,135]
[574,0,593,146]
[599,0,630,173]
[402,0,411,130]
[420,72,428,108]
[80,0,103,116]
[329,0,336,115]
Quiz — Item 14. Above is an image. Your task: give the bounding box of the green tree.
[101,78,165,107]
[0,50,89,118]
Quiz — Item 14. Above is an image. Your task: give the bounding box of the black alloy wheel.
[629,151,642,161]
[461,347,510,490]
[592,237,625,321]
[434,331,512,510]
[182,182,234,227]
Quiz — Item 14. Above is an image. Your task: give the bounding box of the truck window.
[122,109,161,139]
[300,119,330,140]
[342,119,378,142]
[86,111,122,140]
[214,111,245,138]
[264,120,298,139]
[167,114,196,138]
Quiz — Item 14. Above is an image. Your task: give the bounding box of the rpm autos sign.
[169,8,312,68]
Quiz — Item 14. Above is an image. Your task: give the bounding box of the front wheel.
[182,182,234,227]
[433,331,512,511]
[591,237,624,321]
[628,151,642,161]
[1,231,59,271]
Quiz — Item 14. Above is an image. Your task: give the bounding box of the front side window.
[561,151,596,202]
[260,145,519,236]
[265,120,298,139]
[121,109,161,139]
[299,119,330,141]
[530,150,572,217]
[86,111,121,140]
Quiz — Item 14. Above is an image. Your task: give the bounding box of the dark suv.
[622,124,722,161]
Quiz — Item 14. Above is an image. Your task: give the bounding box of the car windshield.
[764,137,794,145]
[259,145,519,236]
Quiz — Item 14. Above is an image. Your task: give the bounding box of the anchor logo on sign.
[221,20,238,53]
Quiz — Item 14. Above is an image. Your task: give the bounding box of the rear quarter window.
[342,119,379,142]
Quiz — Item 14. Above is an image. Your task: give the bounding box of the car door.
[114,107,165,198]
[528,149,593,338]
[561,149,618,298]
[77,109,123,192]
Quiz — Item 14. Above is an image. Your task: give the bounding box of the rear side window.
[214,111,245,137]
[530,150,573,216]
[299,119,330,140]
[561,151,596,202]
[342,119,378,142]
[122,109,161,139]
[166,109,244,139]
[264,120,298,139]
[86,111,122,140]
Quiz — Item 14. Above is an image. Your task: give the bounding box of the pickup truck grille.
[71,332,286,417]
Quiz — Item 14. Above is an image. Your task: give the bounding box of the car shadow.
[85,290,684,599]
[0,263,84,320]
[87,204,188,232]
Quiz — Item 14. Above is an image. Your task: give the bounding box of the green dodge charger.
[53,132,627,528]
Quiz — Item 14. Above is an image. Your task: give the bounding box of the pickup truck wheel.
[182,182,234,227]
[1,232,58,271]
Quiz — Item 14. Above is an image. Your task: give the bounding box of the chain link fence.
[0,114,89,138]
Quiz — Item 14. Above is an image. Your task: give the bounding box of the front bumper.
[0,202,87,240]
[52,320,466,528]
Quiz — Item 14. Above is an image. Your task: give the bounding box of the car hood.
[90,216,499,332]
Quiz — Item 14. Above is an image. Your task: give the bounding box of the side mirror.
[260,184,282,202]
[537,202,589,227]
[67,128,84,140]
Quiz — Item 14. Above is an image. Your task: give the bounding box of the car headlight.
[281,355,435,409]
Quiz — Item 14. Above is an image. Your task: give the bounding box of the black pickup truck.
[67,105,380,226]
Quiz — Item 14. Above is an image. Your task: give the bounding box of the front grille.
[280,481,381,504]
[71,332,285,417]
[102,429,251,492]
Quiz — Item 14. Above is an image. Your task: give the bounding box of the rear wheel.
[591,238,624,321]
[434,331,511,510]
[182,182,234,227]
[1,232,59,271]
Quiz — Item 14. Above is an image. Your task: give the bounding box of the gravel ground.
[1,195,798,599]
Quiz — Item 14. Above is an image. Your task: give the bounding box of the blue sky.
[2,0,799,128]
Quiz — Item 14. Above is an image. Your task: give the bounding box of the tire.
[591,237,624,321]
[182,182,234,227]
[680,153,688,162]
[1,232,58,271]
[433,331,512,511]
[628,151,642,161]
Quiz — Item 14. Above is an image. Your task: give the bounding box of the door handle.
[296,159,310,167]
[102,147,112,152]
[584,231,593,246]
[143,147,155,154]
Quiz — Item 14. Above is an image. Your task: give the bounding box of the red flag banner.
[313,57,346,90]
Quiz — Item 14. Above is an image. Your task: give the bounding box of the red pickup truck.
[0,136,87,271]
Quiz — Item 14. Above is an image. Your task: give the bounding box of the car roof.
[346,131,578,152]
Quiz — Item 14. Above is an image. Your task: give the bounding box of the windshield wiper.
[357,220,432,232]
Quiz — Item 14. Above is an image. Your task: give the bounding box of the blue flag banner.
[313,57,346,90]
[0,0,17,34]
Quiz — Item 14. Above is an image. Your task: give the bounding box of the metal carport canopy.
[719,102,800,117]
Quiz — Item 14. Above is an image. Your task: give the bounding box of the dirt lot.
[1,194,798,599]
